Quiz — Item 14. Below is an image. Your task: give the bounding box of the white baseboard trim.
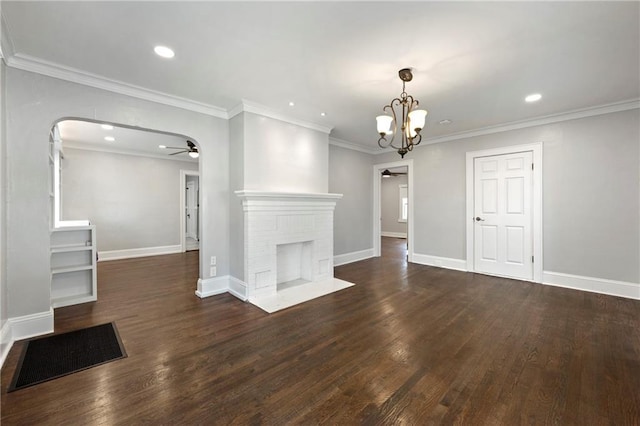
[228,277,248,301]
[194,275,249,301]
[195,276,230,298]
[543,271,640,300]
[9,308,55,340]
[334,248,375,267]
[1,308,55,368]
[1,320,13,369]
[99,244,182,261]
[381,232,407,238]
[412,253,468,272]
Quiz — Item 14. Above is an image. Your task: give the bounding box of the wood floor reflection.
[2,239,639,424]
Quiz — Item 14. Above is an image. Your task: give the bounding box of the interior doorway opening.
[380,166,408,261]
[372,159,414,262]
[181,171,200,252]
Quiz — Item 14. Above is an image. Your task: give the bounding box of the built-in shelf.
[52,264,94,274]
[51,244,93,253]
[50,225,97,307]
[51,293,96,309]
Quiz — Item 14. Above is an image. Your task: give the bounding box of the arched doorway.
[49,118,202,307]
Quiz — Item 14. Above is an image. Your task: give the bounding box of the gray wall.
[229,114,245,280]
[0,60,7,330]
[61,148,198,252]
[376,109,640,283]
[243,112,329,193]
[5,67,229,319]
[329,145,374,256]
[381,175,408,236]
[228,112,330,281]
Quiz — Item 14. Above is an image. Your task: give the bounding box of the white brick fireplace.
[235,191,353,312]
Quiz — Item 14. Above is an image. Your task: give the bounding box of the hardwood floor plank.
[2,239,639,424]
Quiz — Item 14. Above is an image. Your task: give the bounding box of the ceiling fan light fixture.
[165,140,198,158]
[381,169,392,178]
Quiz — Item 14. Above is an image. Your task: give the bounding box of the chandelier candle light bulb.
[376,68,428,158]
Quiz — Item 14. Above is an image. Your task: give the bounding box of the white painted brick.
[242,195,338,299]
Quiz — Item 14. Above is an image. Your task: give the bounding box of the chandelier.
[376,68,427,158]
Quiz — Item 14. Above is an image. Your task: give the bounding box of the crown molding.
[229,99,333,134]
[227,102,244,119]
[2,41,636,149]
[329,137,378,154]
[63,141,199,163]
[335,99,640,156]
[407,98,640,150]
[0,13,15,60]
[5,53,229,118]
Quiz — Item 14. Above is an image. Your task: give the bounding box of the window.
[398,184,408,223]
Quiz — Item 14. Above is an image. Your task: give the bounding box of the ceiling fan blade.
[382,169,408,177]
[165,146,187,150]
[169,150,188,155]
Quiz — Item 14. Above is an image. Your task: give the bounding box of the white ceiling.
[57,120,199,162]
[3,2,639,151]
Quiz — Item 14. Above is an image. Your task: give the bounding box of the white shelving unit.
[51,225,97,308]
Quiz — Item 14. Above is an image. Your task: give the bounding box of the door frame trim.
[180,170,200,252]
[465,143,543,282]
[372,159,414,261]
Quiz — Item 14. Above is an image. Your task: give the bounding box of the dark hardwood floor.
[2,237,639,424]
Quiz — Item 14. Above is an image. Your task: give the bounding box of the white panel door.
[186,179,198,240]
[474,151,533,280]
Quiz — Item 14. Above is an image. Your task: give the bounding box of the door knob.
[475,217,485,222]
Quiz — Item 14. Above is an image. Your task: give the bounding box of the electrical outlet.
[210,266,217,277]
[210,256,216,266]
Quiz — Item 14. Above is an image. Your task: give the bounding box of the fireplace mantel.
[234,190,344,306]
[235,190,343,203]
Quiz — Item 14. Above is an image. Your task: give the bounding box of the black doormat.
[8,322,127,392]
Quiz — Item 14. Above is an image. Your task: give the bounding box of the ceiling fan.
[164,140,199,158]
[381,169,407,178]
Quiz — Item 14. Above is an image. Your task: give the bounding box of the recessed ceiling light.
[438,119,452,125]
[320,112,326,117]
[154,45,175,59]
[158,145,167,149]
[525,93,542,103]
[104,136,115,142]
[289,101,295,107]
[101,124,113,130]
